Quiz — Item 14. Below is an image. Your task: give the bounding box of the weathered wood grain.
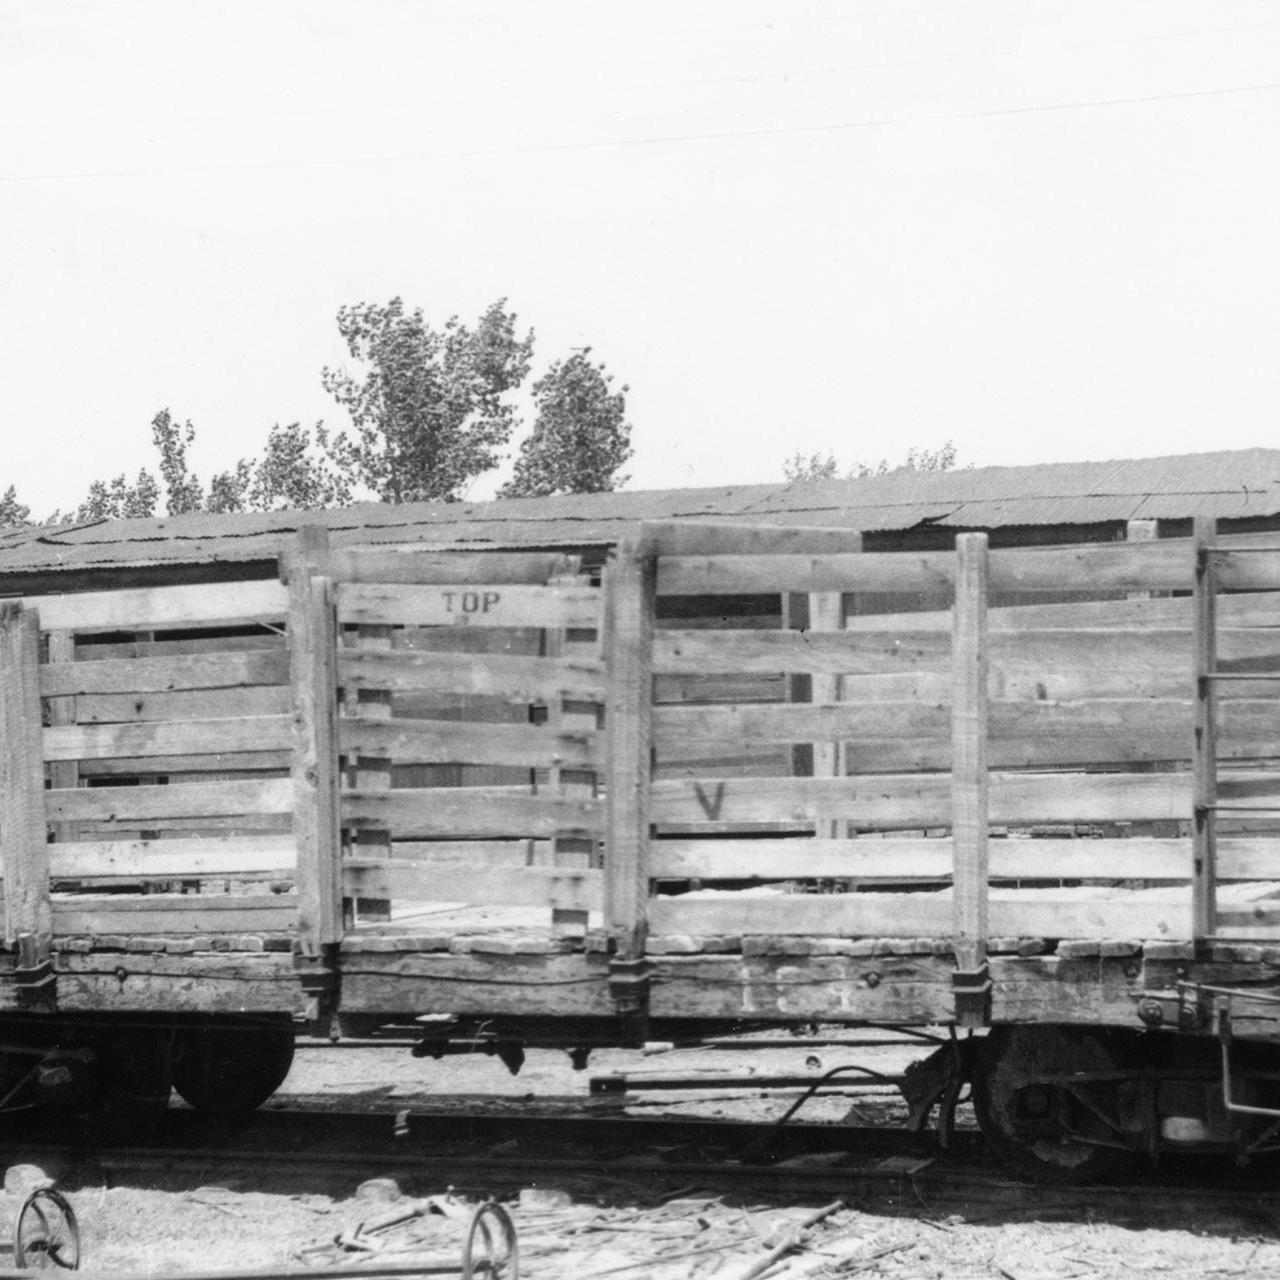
[342,862,602,911]
[338,716,601,770]
[51,893,297,936]
[44,715,293,762]
[40,650,288,697]
[46,778,293,823]
[75,686,291,724]
[329,548,581,585]
[341,788,603,838]
[649,891,1193,940]
[48,835,297,880]
[337,648,606,701]
[603,541,657,957]
[336,582,601,629]
[0,605,52,949]
[650,770,1198,827]
[24,579,287,633]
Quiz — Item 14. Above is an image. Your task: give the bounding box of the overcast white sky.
[2,0,1279,515]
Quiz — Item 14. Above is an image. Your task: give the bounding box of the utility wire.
[3,76,1279,185]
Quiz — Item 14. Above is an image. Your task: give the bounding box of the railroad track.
[4,1101,1280,1229]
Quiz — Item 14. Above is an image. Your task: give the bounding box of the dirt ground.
[9,1038,1280,1278]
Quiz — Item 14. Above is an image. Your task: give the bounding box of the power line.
[3,76,1279,185]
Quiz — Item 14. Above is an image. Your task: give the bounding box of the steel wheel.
[171,1019,295,1117]
[973,1025,1140,1184]
[14,1188,81,1270]
[461,1202,518,1280]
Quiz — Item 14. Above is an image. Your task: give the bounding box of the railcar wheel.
[461,1202,518,1280]
[14,1188,81,1270]
[171,1019,295,1117]
[973,1025,1140,1185]
[96,1030,173,1142]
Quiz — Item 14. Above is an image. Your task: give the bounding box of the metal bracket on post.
[14,933,56,1012]
[608,957,652,1045]
[294,943,339,1039]
[952,964,991,1028]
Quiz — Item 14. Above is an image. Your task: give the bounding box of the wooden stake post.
[1192,516,1218,939]
[952,533,991,1026]
[0,603,54,1006]
[604,538,656,1030]
[284,528,342,1028]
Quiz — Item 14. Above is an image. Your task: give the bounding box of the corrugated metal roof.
[2,448,1278,580]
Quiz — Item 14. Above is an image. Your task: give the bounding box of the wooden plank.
[49,835,297,880]
[47,778,293,823]
[341,788,602,838]
[0,604,53,950]
[45,715,293,762]
[649,835,1280,882]
[47,630,81,844]
[845,590,1280,634]
[1213,549,1280,591]
[76,686,291,724]
[337,649,606,701]
[336,582,600,629]
[51,893,297,936]
[650,770,1196,828]
[40,650,288,697]
[653,626,1280,697]
[342,862,602,911]
[952,533,989,974]
[328,548,581,584]
[637,520,876,558]
[658,550,952,597]
[648,892,1192,940]
[603,540,657,958]
[655,698,1280,762]
[344,617,393,924]
[81,633,287,660]
[338,717,601,770]
[655,541,1197,598]
[286,534,343,952]
[387,839,555,866]
[25,579,287,633]
[1193,517,1218,939]
[76,751,291,777]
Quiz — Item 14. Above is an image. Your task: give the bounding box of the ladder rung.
[1205,672,1280,681]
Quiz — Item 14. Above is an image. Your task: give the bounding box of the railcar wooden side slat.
[336,582,599,629]
[39,650,289,696]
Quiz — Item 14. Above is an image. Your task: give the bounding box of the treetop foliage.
[783,440,962,483]
[2,296,635,526]
[322,297,535,504]
[500,350,633,499]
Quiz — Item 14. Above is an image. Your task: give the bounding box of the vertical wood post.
[604,538,656,973]
[349,620,393,925]
[284,529,343,959]
[545,558,598,938]
[46,631,81,845]
[1192,516,1218,939]
[0,604,53,998]
[952,533,990,1026]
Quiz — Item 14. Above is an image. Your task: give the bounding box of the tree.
[500,350,633,498]
[782,451,839,483]
[151,409,205,514]
[73,470,160,520]
[0,485,31,527]
[784,440,962,481]
[322,297,535,503]
[248,422,354,511]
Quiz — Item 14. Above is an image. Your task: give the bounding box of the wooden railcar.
[3,516,1280,1180]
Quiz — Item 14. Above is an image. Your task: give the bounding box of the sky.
[1,0,1279,516]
